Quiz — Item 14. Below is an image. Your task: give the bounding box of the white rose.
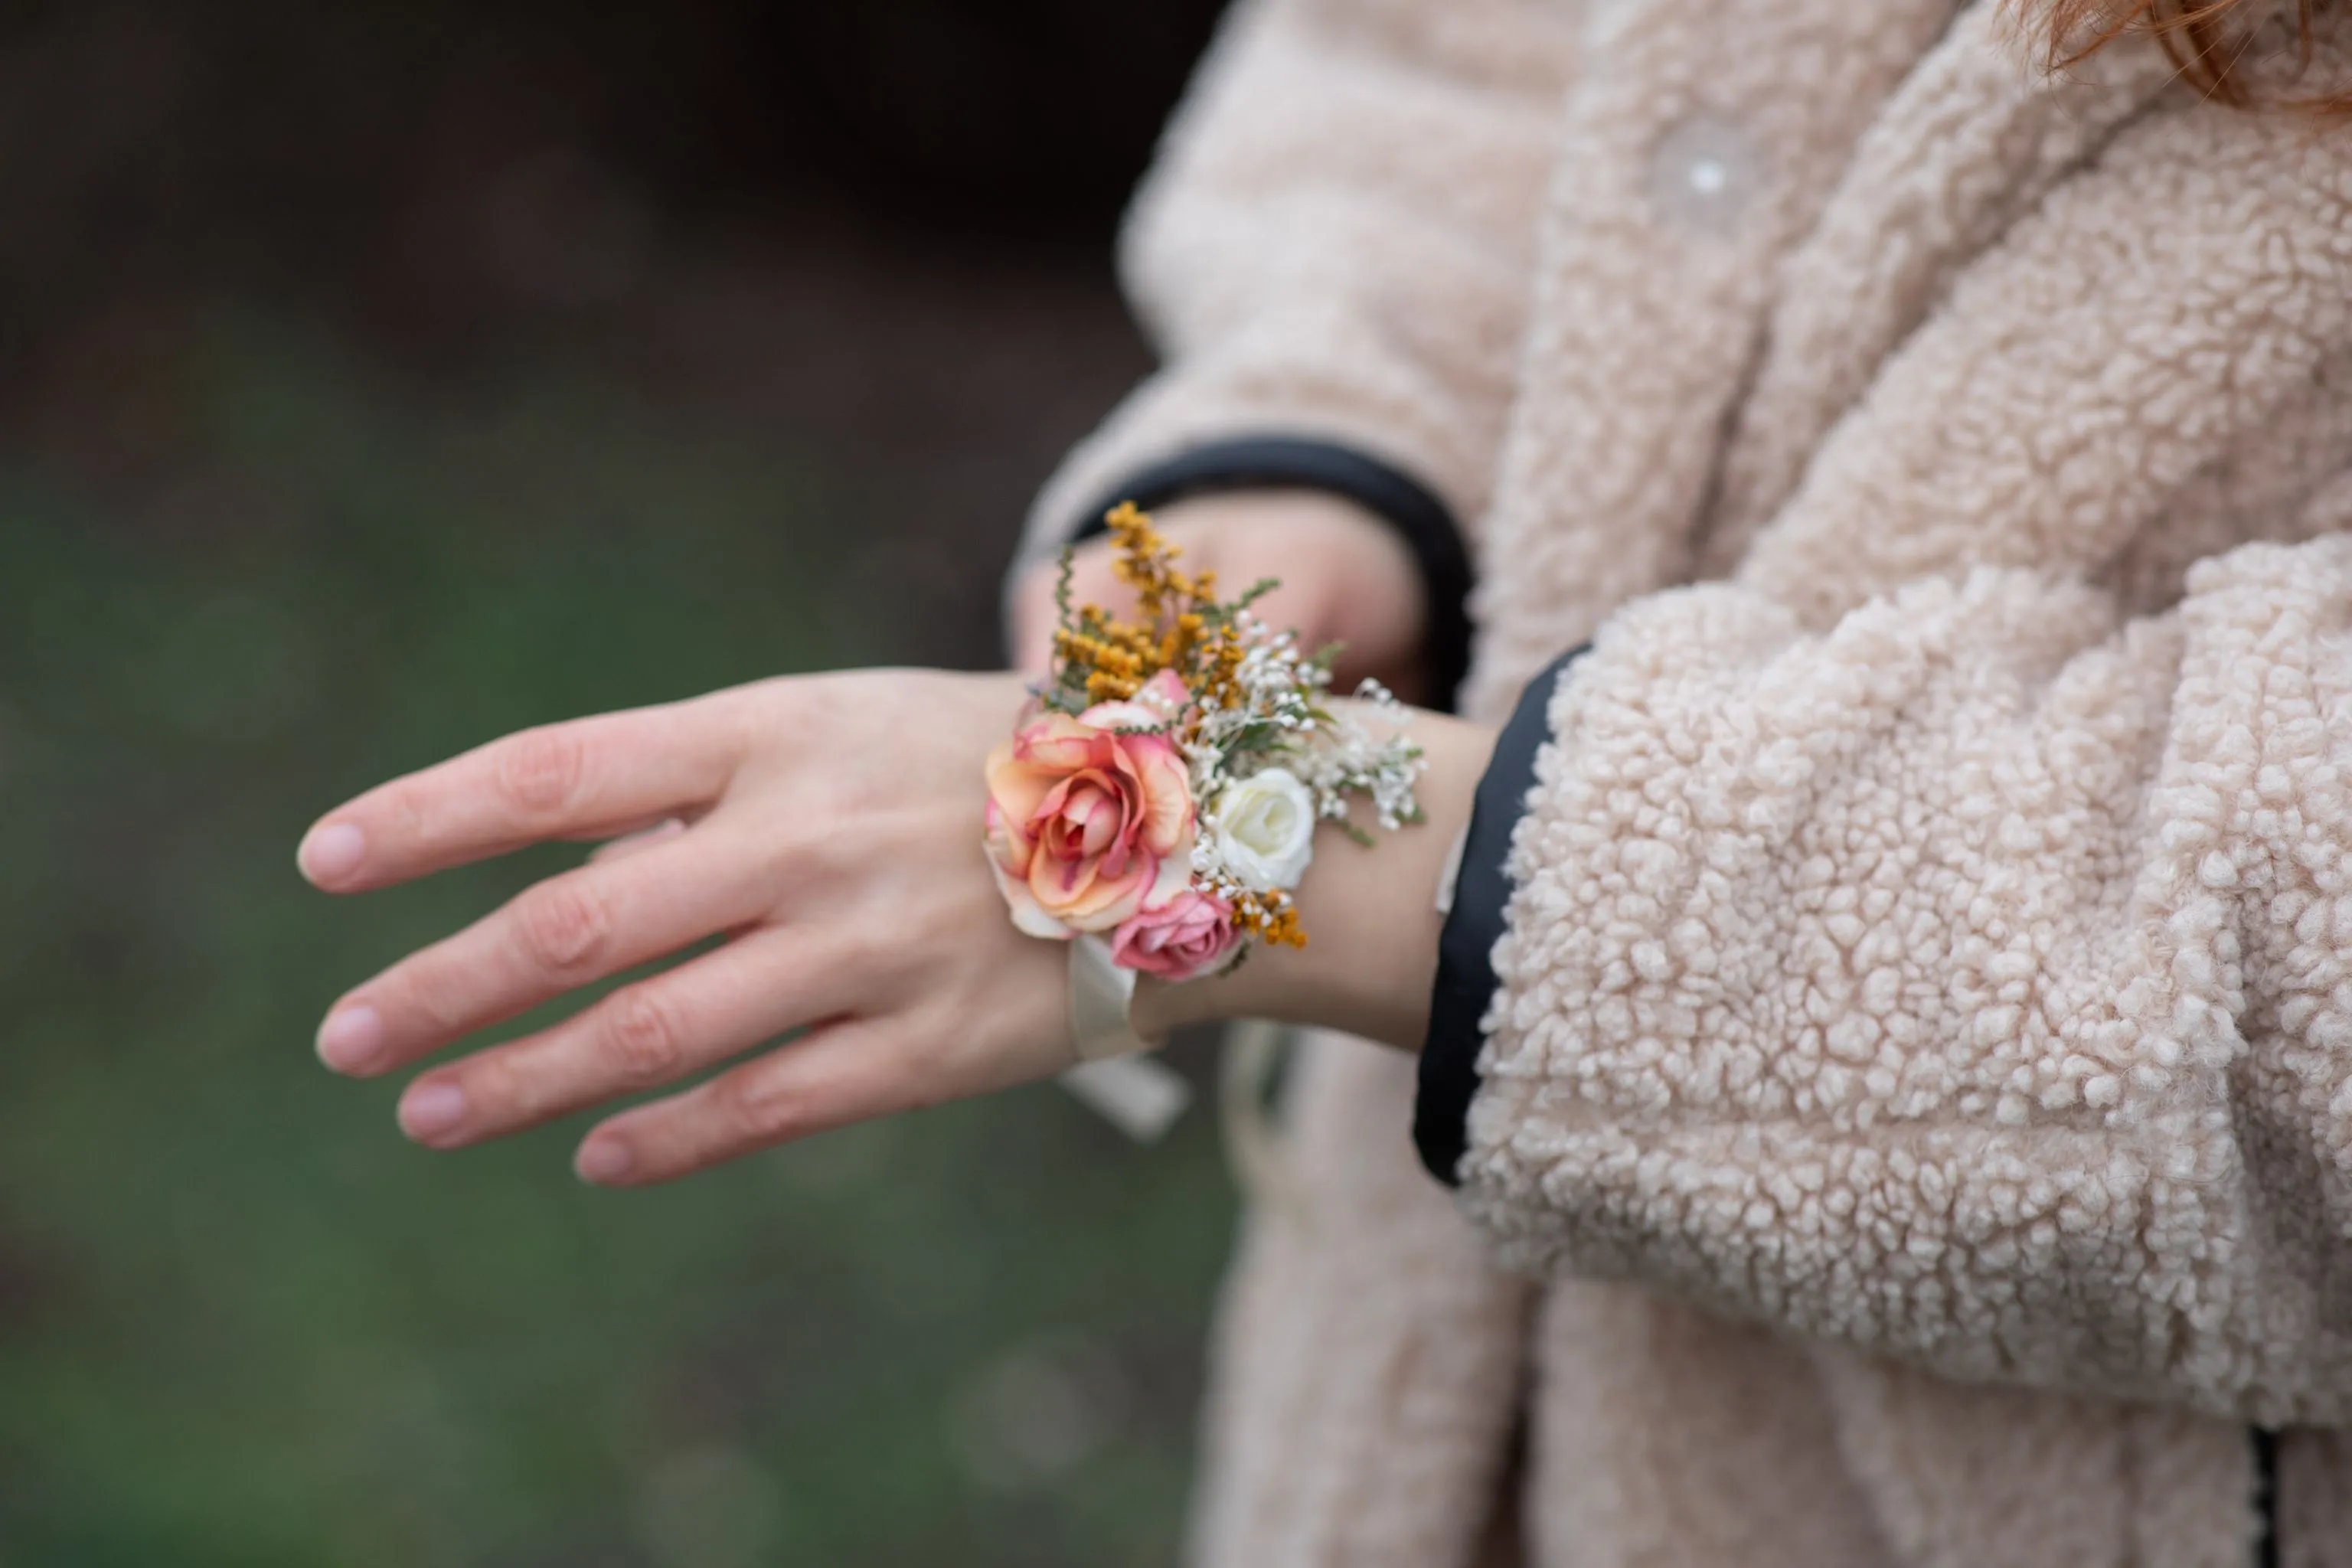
[1211,768,1318,892]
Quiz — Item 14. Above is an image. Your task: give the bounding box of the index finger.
[298,694,750,893]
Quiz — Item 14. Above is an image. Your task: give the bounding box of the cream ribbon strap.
[1054,935,1191,1142]
[1059,1058,1191,1142]
[1067,933,1160,1063]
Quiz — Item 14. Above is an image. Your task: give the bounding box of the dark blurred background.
[0,3,1241,1563]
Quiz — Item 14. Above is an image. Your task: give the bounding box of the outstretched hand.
[298,670,1067,1187]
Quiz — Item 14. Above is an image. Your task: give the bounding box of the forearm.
[1132,706,1496,1050]
[1019,0,1573,573]
[1443,550,2352,1417]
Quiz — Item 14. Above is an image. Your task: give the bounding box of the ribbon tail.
[1059,1059,1191,1142]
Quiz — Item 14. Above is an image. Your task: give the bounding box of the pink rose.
[1128,668,1192,724]
[1110,888,1240,982]
[985,694,1195,938]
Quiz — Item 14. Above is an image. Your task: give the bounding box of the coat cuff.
[1414,645,1588,1185]
[1067,436,1476,711]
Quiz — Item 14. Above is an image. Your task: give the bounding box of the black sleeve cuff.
[1414,645,1589,1187]
[1070,436,1476,712]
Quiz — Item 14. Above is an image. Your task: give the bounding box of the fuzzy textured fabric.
[1027,1,2352,1563]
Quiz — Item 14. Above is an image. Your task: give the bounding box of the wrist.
[1131,706,1498,1051]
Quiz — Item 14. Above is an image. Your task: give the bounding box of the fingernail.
[400,1082,469,1143]
[299,823,367,886]
[576,1139,634,1184]
[316,1004,384,1073]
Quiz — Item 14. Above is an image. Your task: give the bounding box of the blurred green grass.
[0,314,1233,1566]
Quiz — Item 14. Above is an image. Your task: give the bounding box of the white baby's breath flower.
[1210,768,1317,891]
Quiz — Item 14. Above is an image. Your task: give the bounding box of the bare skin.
[301,495,1485,1185]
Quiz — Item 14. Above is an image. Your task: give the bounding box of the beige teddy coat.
[1021,1,2352,1563]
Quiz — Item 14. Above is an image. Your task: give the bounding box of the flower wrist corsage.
[986,503,1426,1061]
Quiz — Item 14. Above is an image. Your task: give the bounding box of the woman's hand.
[298,670,1069,1187]
[1010,491,1431,703]
[298,663,1496,1186]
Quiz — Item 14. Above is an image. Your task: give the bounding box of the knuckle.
[709,1068,802,1147]
[453,1058,525,1124]
[601,987,688,1086]
[514,878,611,973]
[385,779,432,848]
[689,687,761,762]
[493,727,587,819]
[397,972,466,1040]
[779,825,848,887]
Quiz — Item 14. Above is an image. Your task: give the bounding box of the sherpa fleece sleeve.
[1446,541,2352,1425]
[1013,0,1576,567]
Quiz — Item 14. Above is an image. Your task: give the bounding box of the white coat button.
[1648,116,1758,238]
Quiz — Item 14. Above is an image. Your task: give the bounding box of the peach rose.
[1110,888,1240,982]
[985,688,1196,938]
